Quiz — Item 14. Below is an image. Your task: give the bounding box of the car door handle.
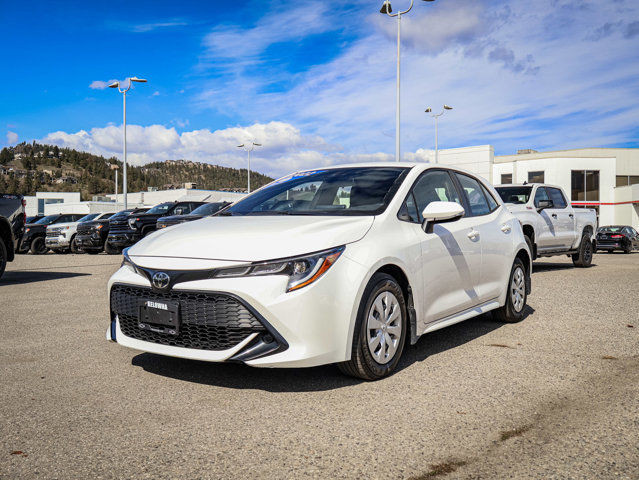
[551,213,558,219]
[501,224,511,234]
[467,230,479,240]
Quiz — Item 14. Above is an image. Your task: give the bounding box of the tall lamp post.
[380,0,435,162]
[237,142,262,193]
[425,105,452,163]
[108,77,147,209]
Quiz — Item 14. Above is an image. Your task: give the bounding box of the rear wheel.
[572,234,593,267]
[30,236,48,255]
[338,273,407,380]
[0,237,7,279]
[494,257,527,323]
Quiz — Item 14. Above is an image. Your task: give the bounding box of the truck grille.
[46,229,61,237]
[77,223,93,235]
[109,219,133,234]
[110,284,266,351]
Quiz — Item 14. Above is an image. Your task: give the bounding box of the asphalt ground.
[1,251,638,479]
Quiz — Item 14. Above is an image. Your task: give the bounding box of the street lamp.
[108,76,147,209]
[237,142,262,193]
[380,0,435,162]
[425,105,452,164]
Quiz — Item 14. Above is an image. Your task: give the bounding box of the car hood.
[128,215,375,262]
[46,221,78,230]
[157,214,202,222]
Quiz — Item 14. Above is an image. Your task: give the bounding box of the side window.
[455,173,491,217]
[547,188,567,208]
[480,183,499,212]
[398,170,461,223]
[533,187,550,208]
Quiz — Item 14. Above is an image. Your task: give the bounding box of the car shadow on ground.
[0,270,91,285]
[131,307,534,393]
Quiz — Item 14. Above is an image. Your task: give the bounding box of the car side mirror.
[536,199,553,211]
[421,201,465,233]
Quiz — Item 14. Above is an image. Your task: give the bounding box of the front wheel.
[70,236,81,254]
[623,243,632,254]
[0,237,7,279]
[572,234,593,267]
[338,273,407,380]
[494,257,528,323]
[104,242,121,255]
[30,237,48,255]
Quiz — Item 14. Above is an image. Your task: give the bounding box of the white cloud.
[152,91,160,96]
[89,79,118,90]
[6,131,18,145]
[130,21,187,33]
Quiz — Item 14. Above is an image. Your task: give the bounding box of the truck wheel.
[30,237,48,255]
[104,242,121,255]
[70,236,81,254]
[572,234,593,267]
[337,273,407,380]
[494,257,527,323]
[0,237,7,279]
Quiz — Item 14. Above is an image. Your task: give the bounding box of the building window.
[528,171,544,183]
[571,170,600,201]
[500,174,512,184]
[616,175,639,187]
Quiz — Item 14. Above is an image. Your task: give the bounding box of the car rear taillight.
[611,234,623,238]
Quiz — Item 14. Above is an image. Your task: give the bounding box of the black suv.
[19,213,85,255]
[1,193,25,278]
[75,211,120,254]
[107,202,204,249]
[156,202,230,229]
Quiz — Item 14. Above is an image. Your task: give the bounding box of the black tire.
[104,242,121,255]
[623,243,632,254]
[0,237,7,279]
[30,236,48,255]
[572,233,593,267]
[494,257,528,323]
[337,273,408,380]
[70,235,81,254]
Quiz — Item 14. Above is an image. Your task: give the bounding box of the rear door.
[546,187,575,248]
[407,169,483,324]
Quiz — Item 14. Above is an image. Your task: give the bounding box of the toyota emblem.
[152,272,170,290]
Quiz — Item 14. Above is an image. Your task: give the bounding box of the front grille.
[109,219,133,234]
[111,284,265,351]
[46,229,61,237]
[77,223,93,235]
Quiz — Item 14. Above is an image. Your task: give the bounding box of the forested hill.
[0,142,274,200]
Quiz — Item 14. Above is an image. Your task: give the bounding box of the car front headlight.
[128,218,139,230]
[211,246,345,292]
[121,249,141,275]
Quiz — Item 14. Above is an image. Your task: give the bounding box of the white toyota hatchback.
[108,164,531,380]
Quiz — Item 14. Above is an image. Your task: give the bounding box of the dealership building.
[436,146,639,228]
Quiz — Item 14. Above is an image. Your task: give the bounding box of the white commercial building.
[434,146,639,228]
[103,187,245,206]
[24,192,82,217]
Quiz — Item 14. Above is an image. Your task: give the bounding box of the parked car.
[103,208,149,255]
[595,225,639,254]
[107,201,206,249]
[0,193,26,279]
[20,213,85,255]
[108,164,532,380]
[26,215,45,224]
[45,212,115,254]
[74,211,135,254]
[494,183,597,267]
[156,202,231,229]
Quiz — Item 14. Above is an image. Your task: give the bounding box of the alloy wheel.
[511,266,526,313]
[366,291,402,365]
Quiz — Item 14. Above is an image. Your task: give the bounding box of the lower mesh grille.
[111,284,265,351]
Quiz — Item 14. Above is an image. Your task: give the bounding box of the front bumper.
[45,235,70,248]
[76,234,104,249]
[107,253,367,368]
[107,232,141,247]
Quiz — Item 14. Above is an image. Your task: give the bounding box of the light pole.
[237,142,262,193]
[425,105,452,164]
[108,77,147,209]
[113,165,119,206]
[380,0,435,162]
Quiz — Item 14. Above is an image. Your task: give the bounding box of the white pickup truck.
[494,183,597,267]
[45,212,114,253]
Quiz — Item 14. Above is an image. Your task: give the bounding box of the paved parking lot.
[1,252,638,479]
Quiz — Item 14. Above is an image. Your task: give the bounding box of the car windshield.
[495,186,533,204]
[78,213,99,223]
[146,203,173,215]
[598,226,624,233]
[26,216,41,223]
[190,202,228,216]
[110,210,133,219]
[224,167,409,216]
[33,215,59,225]
[99,213,115,220]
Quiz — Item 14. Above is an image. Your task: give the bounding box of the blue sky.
[1,0,638,176]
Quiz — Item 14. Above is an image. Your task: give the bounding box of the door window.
[399,170,461,223]
[454,173,491,217]
[547,188,567,209]
[533,187,550,208]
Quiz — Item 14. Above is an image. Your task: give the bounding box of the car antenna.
[523,181,527,185]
